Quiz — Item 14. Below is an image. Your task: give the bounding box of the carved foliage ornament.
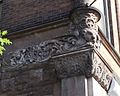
[1,7,101,67]
[9,36,86,66]
[93,54,112,91]
[69,7,101,47]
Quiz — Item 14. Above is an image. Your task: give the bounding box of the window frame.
[103,0,114,46]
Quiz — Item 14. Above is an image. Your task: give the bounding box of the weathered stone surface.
[50,49,112,91]
[61,76,87,96]
[51,50,93,78]
[0,5,112,96]
[0,48,112,95]
[0,64,56,96]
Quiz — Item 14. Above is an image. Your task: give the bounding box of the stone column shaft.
[61,76,88,96]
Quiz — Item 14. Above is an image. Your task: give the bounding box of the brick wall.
[0,0,72,33]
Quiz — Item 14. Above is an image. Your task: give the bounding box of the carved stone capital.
[71,7,101,30]
[69,7,101,48]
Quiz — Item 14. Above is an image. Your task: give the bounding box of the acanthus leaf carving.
[9,36,87,66]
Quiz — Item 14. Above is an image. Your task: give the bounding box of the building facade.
[0,0,120,96]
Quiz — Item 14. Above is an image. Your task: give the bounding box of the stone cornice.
[8,18,70,39]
